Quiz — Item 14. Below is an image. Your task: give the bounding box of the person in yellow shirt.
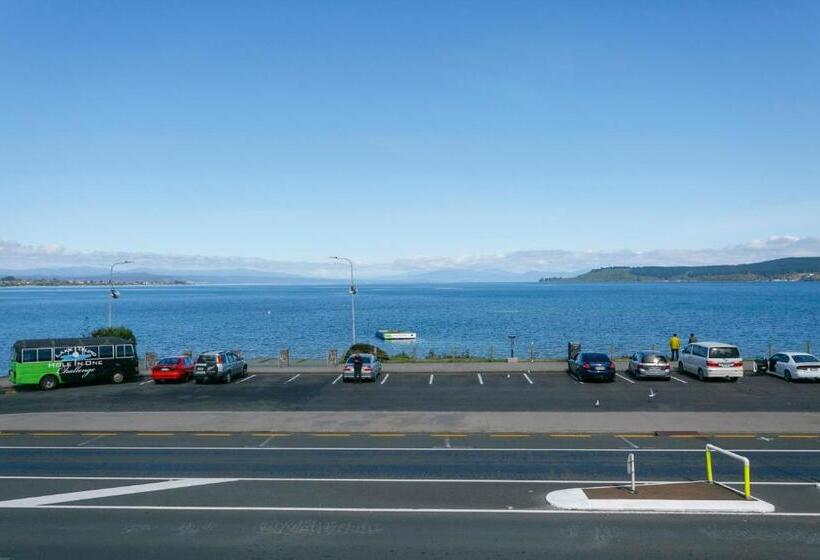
[669,333,681,360]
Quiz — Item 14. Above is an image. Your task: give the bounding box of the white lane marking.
[0,478,236,508]
[523,373,534,385]
[618,436,639,450]
[77,434,106,447]
[139,380,153,386]
[570,374,584,384]
[428,374,434,385]
[3,445,819,453]
[257,435,276,448]
[332,374,343,385]
[237,374,256,384]
[670,375,688,384]
[380,373,390,385]
[615,373,635,384]
[25,504,820,517]
[477,373,483,385]
[284,374,300,384]
[0,476,814,486]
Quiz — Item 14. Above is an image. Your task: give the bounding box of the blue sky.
[1,0,818,275]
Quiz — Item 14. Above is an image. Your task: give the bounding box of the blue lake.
[1,282,818,363]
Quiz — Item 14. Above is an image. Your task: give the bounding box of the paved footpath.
[1,410,818,433]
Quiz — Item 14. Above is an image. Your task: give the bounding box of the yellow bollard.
[744,463,751,499]
[706,448,713,482]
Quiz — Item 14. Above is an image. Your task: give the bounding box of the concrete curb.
[546,485,775,513]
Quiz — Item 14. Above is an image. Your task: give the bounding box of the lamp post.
[329,256,357,345]
[108,260,133,327]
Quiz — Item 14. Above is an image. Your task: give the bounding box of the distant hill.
[541,257,820,283]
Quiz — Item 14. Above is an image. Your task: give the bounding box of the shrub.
[91,326,137,344]
[343,343,389,361]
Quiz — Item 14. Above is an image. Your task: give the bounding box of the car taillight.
[216,355,223,364]
[732,361,743,368]
[608,362,615,369]
[344,366,352,372]
[707,360,719,368]
[664,365,671,371]
[582,363,590,369]
[363,366,372,372]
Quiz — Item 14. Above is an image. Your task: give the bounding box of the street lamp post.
[329,256,357,345]
[108,260,133,327]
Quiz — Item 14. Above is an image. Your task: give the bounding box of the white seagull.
[648,388,657,400]
[594,399,600,408]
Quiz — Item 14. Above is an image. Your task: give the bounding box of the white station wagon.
[678,341,744,381]
[767,352,820,382]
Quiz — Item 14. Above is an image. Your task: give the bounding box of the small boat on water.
[376,329,417,341]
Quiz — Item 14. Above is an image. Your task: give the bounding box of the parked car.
[767,352,820,382]
[193,351,247,384]
[678,342,743,381]
[627,351,671,380]
[151,356,194,383]
[342,353,382,382]
[568,352,616,382]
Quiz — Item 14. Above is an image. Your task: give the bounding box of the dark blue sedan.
[568,352,616,382]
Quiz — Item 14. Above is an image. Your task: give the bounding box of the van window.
[693,346,708,357]
[709,347,740,359]
[37,348,53,362]
[99,345,114,358]
[116,345,135,358]
[21,349,38,363]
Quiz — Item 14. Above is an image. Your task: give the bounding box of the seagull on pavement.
[594,399,600,408]
[648,388,657,400]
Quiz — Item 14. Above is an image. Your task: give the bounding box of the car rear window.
[641,354,668,364]
[197,355,217,364]
[583,353,610,362]
[708,347,740,359]
[793,354,819,363]
[158,357,180,365]
[346,356,373,364]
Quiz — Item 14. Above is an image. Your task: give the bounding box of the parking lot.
[2,369,817,413]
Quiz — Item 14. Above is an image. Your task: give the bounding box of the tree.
[91,326,136,344]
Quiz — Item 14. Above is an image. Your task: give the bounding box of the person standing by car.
[688,333,698,344]
[669,333,681,361]
[353,353,363,381]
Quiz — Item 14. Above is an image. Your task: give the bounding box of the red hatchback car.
[151,356,194,383]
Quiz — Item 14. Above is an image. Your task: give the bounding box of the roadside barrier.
[705,443,751,499]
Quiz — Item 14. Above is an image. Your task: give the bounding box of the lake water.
[1,283,818,364]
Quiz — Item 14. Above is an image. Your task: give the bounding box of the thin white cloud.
[1,236,818,279]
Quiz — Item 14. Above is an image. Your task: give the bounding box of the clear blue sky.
[1,0,818,265]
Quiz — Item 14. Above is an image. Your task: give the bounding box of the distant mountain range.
[542,257,820,283]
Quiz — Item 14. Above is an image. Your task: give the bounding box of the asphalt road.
[3,370,818,412]
[1,439,819,559]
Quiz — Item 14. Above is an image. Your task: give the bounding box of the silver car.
[627,351,672,380]
[342,353,382,382]
[193,351,247,384]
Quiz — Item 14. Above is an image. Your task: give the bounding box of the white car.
[678,341,744,381]
[767,352,820,382]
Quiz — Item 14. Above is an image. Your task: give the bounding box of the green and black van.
[9,337,140,390]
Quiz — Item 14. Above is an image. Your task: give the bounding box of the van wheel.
[39,374,59,391]
[785,370,792,382]
[111,371,126,384]
[697,368,705,381]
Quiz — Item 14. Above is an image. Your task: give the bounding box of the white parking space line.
[332,374,343,385]
[0,478,236,508]
[570,375,584,384]
[77,434,107,447]
[428,374,435,385]
[523,373,534,385]
[670,375,688,384]
[284,374,301,384]
[380,373,390,385]
[618,436,640,449]
[139,379,153,386]
[615,373,635,384]
[477,373,484,385]
[237,374,256,384]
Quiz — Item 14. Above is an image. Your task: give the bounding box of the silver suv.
[193,351,247,384]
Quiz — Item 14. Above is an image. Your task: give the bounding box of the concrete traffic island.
[546,481,775,513]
